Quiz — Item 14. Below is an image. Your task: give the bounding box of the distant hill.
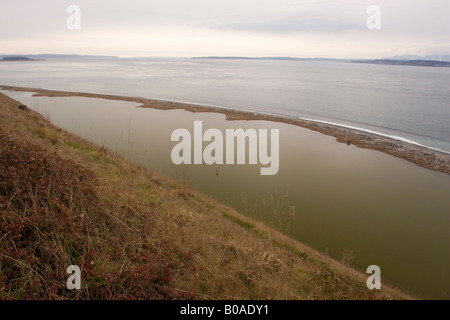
[1,56,42,61]
[385,54,450,62]
[193,56,309,61]
[192,56,345,62]
[0,54,119,60]
[352,59,450,68]
[193,55,450,63]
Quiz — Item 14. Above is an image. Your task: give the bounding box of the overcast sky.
[0,0,449,58]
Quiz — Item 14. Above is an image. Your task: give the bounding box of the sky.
[0,0,449,58]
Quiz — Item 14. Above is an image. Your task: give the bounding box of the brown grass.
[0,92,411,299]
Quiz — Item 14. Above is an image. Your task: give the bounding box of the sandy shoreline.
[1,84,449,175]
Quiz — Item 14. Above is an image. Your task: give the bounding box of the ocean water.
[1,58,449,152]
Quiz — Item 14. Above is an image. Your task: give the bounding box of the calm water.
[2,90,450,299]
[1,58,449,152]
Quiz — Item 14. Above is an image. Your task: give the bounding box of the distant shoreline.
[351,59,450,68]
[1,84,449,175]
[193,57,450,67]
[0,56,44,62]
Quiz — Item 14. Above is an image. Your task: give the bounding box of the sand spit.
[1,85,448,175]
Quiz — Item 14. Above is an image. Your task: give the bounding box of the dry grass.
[0,92,411,299]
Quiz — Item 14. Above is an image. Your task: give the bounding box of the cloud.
[0,0,449,58]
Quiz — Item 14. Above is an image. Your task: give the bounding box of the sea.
[1,57,449,153]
